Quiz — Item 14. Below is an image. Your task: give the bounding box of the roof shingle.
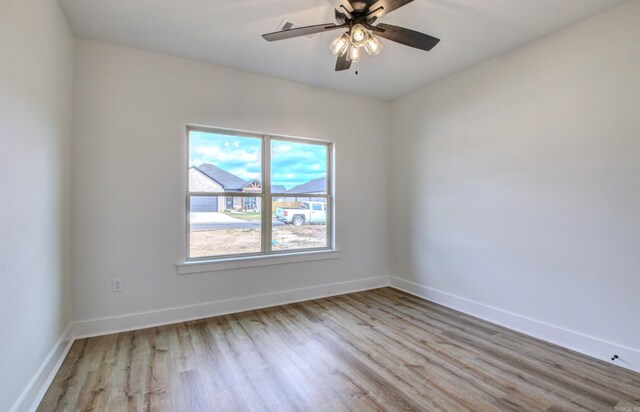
[194,163,249,191]
[287,177,326,194]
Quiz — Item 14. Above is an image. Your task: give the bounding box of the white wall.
[390,0,640,369]
[71,40,390,327]
[0,0,74,410]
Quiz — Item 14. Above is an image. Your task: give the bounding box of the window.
[187,126,333,260]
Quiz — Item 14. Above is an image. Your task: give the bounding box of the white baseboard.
[72,275,390,339]
[19,275,638,412]
[390,276,640,374]
[10,324,73,412]
[14,276,388,411]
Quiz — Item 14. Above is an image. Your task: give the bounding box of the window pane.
[272,197,328,251]
[189,196,262,258]
[271,140,327,195]
[189,131,262,193]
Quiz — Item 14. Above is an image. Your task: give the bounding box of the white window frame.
[181,125,336,271]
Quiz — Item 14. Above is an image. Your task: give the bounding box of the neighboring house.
[189,163,300,212]
[189,163,261,212]
[287,177,326,194]
[271,185,287,202]
[288,177,327,202]
[189,164,326,212]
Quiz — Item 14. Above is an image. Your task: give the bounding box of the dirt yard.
[190,225,326,258]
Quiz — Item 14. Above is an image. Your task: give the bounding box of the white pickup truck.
[275,201,327,226]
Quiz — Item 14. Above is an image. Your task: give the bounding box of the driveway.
[190,212,284,230]
[190,212,245,224]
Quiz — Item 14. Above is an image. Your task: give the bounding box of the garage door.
[190,196,218,212]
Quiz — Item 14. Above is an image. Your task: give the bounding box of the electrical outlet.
[112,278,123,293]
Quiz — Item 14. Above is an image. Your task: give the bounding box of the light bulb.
[364,34,383,56]
[349,45,361,63]
[350,24,367,47]
[330,33,350,56]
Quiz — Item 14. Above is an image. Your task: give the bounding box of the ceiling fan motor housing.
[350,2,370,12]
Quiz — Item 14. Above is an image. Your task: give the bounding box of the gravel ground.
[190,225,326,258]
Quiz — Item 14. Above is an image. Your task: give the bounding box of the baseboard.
[389,276,640,374]
[16,276,389,411]
[72,275,390,339]
[10,324,73,412]
[22,274,636,412]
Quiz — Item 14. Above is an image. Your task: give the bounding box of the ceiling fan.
[261,0,440,72]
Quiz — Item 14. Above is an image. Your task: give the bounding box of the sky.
[189,131,327,190]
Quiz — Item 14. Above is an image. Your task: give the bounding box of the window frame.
[185,125,334,262]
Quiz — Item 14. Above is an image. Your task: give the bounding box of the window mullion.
[327,143,334,249]
[263,136,273,253]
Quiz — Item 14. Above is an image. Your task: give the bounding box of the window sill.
[176,250,340,275]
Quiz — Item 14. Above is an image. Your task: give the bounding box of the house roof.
[241,179,261,189]
[287,177,326,194]
[194,163,249,191]
[194,163,326,195]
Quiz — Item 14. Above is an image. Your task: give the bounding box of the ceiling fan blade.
[335,52,352,71]
[262,23,345,42]
[368,0,414,17]
[374,23,440,51]
[334,8,347,24]
[362,22,384,33]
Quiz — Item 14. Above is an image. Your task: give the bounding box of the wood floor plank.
[178,369,214,412]
[344,296,552,412]
[38,288,640,411]
[316,296,496,410]
[225,311,316,410]
[327,294,525,406]
[364,296,624,409]
[37,339,88,411]
[234,375,282,412]
[360,289,628,409]
[257,306,391,411]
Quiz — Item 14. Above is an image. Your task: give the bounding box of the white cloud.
[194,145,221,157]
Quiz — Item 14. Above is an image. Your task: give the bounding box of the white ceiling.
[58,0,627,101]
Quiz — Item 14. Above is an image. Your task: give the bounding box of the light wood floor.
[39,288,640,411]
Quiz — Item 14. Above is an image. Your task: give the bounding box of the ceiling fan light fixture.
[364,34,383,56]
[350,24,368,47]
[330,32,350,56]
[348,45,361,63]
